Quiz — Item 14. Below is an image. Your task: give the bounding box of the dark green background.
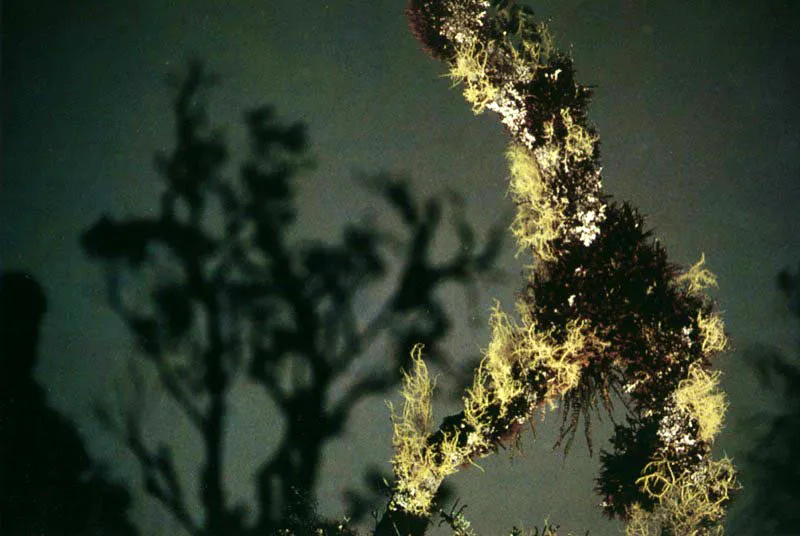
[3,1,798,533]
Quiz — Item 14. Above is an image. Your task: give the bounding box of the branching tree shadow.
[80,62,502,535]
[0,271,138,536]
[731,265,800,535]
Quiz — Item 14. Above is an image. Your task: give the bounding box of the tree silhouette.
[0,271,138,536]
[731,266,800,535]
[80,62,502,535]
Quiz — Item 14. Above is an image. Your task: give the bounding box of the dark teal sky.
[3,1,799,534]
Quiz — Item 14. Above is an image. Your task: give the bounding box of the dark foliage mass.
[80,62,501,535]
[527,203,711,455]
[0,272,138,536]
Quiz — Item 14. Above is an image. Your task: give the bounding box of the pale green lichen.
[676,254,718,295]
[673,363,727,442]
[560,107,597,166]
[506,143,566,262]
[697,311,727,354]
[388,345,462,516]
[633,456,739,536]
[448,37,499,114]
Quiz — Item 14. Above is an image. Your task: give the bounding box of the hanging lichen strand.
[375,1,738,535]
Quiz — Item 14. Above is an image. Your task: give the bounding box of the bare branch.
[151,356,204,429]
[125,427,200,536]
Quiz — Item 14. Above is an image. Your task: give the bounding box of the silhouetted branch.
[125,426,199,536]
[151,356,204,429]
[333,299,395,368]
[83,60,502,534]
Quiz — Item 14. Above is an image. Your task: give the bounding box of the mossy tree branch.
[376,2,738,534]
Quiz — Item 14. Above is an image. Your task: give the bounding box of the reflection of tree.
[733,267,800,535]
[0,271,138,536]
[80,63,501,535]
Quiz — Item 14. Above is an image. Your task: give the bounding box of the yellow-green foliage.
[387,302,609,516]
[662,457,738,534]
[673,364,727,442]
[505,21,556,82]
[392,344,434,442]
[676,254,718,295]
[389,345,462,516]
[464,304,607,439]
[448,37,499,114]
[636,456,677,501]
[697,311,727,354]
[625,504,658,536]
[632,457,738,536]
[480,305,526,412]
[560,107,597,165]
[531,21,556,65]
[506,143,566,262]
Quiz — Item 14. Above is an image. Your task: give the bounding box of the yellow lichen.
[560,107,597,165]
[463,303,607,435]
[516,317,584,394]
[625,503,658,536]
[662,457,738,534]
[697,311,727,354]
[673,364,727,442]
[482,305,526,410]
[505,21,556,82]
[506,143,566,262]
[676,254,718,295]
[388,345,468,516]
[448,37,499,114]
[388,344,437,515]
[633,456,738,535]
[637,456,677,501]
[392,344,434,441]
[462,383,492,453]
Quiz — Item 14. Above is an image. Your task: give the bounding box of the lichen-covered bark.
[377,1,739,534]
